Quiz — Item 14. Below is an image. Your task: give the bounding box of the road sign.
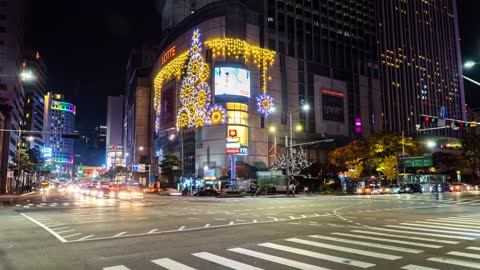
[226,148,240,154]
[440,106,446,119]
[403,158,433,168]
[132,164,138,172]
[399,154,409,159]
[138,164,146,172]
[437,119,446,127]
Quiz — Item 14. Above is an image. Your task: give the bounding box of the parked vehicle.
[451,183,468,192]
[194,189,220,197]
[359,187,373,195]
[387,184,401,194]
[399,183,423,194]
[371,185,383,195]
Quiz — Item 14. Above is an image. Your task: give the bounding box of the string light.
[256,93,274,117]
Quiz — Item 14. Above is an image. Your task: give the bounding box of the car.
[451,183,468,192]
[358,187,373,195]
[399,183,423,194]
[116,186,144,199]
[194,189,220,197]
[431,183,451,193]
[386,184,401,194]
[371,185,383,195]
[94,188,115,198]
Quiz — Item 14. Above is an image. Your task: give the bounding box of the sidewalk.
[0,191,36,202]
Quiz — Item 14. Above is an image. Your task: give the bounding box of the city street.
[2,192,480,269]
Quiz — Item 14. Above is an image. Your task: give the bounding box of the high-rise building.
[22,50,47,151]
[106,95,124,169]
[94,125,107,150]
[149,0,382,185]
[376,0,465,135]
[0,0,25,193]
[43,93,76,164]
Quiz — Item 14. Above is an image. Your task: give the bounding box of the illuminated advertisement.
[214,67,250,98]
[322,90,344,122]
[160,86,176,128]
[42,147,52,157]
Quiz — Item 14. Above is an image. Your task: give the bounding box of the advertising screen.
[322,91,344,122]
[42,147,52,157]
[160,86,175,127]
[214,67,250,98]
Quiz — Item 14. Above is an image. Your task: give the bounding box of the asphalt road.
[2,191,480,270]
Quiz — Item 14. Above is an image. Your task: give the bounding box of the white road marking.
[331,233,442,248]
[20,213,67,243]
[366,227,470,241]
[63,233,81,238]
[425,219,480,226]
[192,252,263,270]
[259,242,375,268]
[77,235,94,240]
[448,251,480,259]
[427,257,480,269]
[148,229,158,234]
[151,258,197,270]
[309,235,423,254]
[204,224,210,228]
[467,246,480,251]
[401,264,439,270]
[103,266,131,270]
[178,226,186,231]
[399,222,480,233]
[286,238,401,260]
[229,221,234,225]
[114,232,126,237]
[415,220,480,229]
[57,230,75,234]
[384,225,480,238]
[228,248,327,270]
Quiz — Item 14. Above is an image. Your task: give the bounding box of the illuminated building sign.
[162,46,176,65]
[229,129,237,138]
[355,118,362,133]
[41,147,52,157]
[321,89,344,97]
[107,145,123,150]
[52,101,76,114]
[214,67,251,98]
[226,148,240,154]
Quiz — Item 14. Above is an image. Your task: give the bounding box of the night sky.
[25,0,480,133]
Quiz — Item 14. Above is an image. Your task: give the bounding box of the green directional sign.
[403,158,433,168]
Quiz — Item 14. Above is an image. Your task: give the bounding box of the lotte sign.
[226,148,240,154]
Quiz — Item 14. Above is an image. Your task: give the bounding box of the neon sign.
[321,89,344,97]
[162,46,176,65]
[52,101,76,114]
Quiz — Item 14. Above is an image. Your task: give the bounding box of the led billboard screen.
[214,67,250,98]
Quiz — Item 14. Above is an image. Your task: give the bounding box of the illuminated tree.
[376,155,398,181]
[272,147,312,175]
[176,29,226,129]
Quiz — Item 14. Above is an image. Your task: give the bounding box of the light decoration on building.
[51,101,76,114]
[175,29,227,129]
[256,92,274,117]
[153,30,276,133]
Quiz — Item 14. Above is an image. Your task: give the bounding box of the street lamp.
[427,140,436,148]
[464,61,480,69]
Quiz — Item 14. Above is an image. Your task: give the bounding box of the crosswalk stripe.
[401,264,439,270]
[151,258,197,270]
[399,222,480,233]
[385,225,480,238]
[448,251,480,259]
[259,242,375,268]
[436,218,480,223]
[415,220,480,229]
[426,219,480,226]
[309,235,423,254]
[427,257,480,269]
[349,230,459,244]
[467,246,480,251]
[285,238,401,260]
[228,247,328,270]
[103,266,131,270]
[331,233,442,248]
[192,252,263,270]
[370,227,475,240]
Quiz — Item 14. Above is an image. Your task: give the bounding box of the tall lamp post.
[463,61,480,87]
[284,103,310,195]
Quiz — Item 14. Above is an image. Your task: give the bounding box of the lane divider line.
[20,213,67,243]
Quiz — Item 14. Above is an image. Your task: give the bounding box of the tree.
[113,166,129,181]
[461,134,480,180]
[328,140,367,168]
[160,154,182,186]
[10,149,34,185]
[376,155,398,181]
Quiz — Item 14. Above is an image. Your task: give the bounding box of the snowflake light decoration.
[207,104,227,125]
[256,93,274,117]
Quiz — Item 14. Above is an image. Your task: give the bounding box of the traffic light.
[61,132,81,139]
[423,116,437,123]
